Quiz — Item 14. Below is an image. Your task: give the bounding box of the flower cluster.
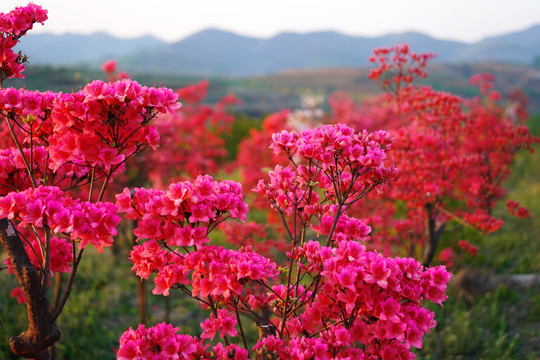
[506,199,530,218]
[0,185,120,252]
[0,146,45,194]
[311,206,372,242]
[457,240,478,256]
[100,59,129,82]
[9,287,26,304]
[101,59,117,75]
[115,122,452,360]
[27,237,72,273]
[270,124,394,171]
[273,240,450,358]
[183,245,279,300]
[254,124,397,218]
[119,241,450,359]
[368,44,435,93]
[0,3,48,80]
[463,210,504,233]
[128,240,280,298]
[117,323,202,360]
[200,308,238,340]
[0,80,180,178]
[48,80,179,175]
[117,322,250,360]
[0,88,57,117]
[438,247,455,268]
[0,4,47,36]
[116,176,272,297]
[117,175,248,230]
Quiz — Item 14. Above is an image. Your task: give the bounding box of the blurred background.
[1,0,540,115]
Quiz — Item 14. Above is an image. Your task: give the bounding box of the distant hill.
[452,25,540,63]
[15,32,166,66]
[14,26,540,76]
[121,29,470,76]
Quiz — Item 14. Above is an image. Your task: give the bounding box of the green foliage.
[527,114,540,137]
[4,66,103,92]
[416,286,538,360]
[0,276,28,360]
[223,113,262,161]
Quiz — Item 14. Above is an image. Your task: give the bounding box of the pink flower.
[364,259,392,288]
[426,265,452,291]
[200,309,238,340]
[133,218,162,239]
[3,88,22,109]
[117,323,198,359]
[99,147,125,169]
[20,199,45,227]
[335,267,357,291]
[189,202,214,223]
[115,188,134,214]
[438,247,454,267]
[22,91,43,115]
[379,297,401,323]
[153,264,188,296]
[9,287,26,304]
[101,59,117,74]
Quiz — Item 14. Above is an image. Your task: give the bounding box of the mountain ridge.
[15,26,540,76]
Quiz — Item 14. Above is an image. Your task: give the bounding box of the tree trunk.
[422,203,446,267]
[0,219,60,359]
[137,278,147,325]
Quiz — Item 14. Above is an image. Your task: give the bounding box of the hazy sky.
[2,0,540,43]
